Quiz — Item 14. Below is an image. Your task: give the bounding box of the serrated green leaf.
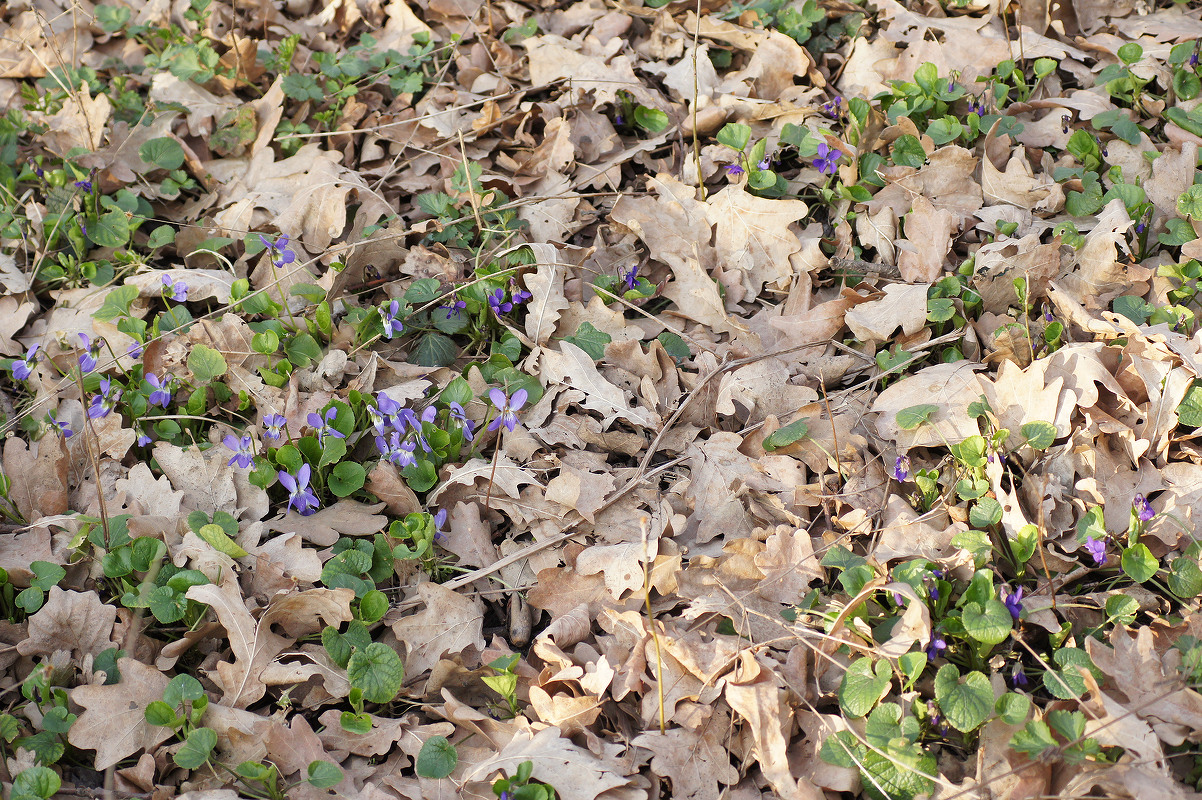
[969,497,1003,529]
[820,730,865,769]
[173,726,217,769]
[307,760,343,788]
[839,657,891,718]
[1122,543,1158,583]
[340,710,373,734]
[961,600,1012,646]
[88,209,131,248]
[144,701,181,728]
[139,137,185,170]
[1021,420,1057,450]
[329,461,366,497]
[763,419,810,450]
[197,523,248,558]
[1179,382,1202,428]
[657,331,690,359]
[93,285,140,321]
[1010,719,1058,758]
[405,278,441,305]
[716,123,751,152]
[934,664,993,732]
[563,322,611,360]
[1179,185,1202,220]
[413,332,457,367]
[1170,557,1202,598]
[416,735,458,779]
[11,766,60,800]
[896,404,938,430]
[1043,648,1101,700]
[634,105,669,133]
[995,692,1031,725]
[346,642,404,704]
[187,344,227,384]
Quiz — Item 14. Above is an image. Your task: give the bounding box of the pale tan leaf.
[18,587,117,660]
[391,583,484,677]
[68,658,172,771]
[540,342,658,428]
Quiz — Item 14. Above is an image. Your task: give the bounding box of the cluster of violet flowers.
[488,280,532,317]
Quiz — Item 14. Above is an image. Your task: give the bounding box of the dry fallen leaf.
[69,657,173,771]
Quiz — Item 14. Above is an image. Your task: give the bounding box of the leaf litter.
[3,0,1202,798]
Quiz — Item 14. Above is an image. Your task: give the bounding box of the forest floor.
[3,0,1202,798]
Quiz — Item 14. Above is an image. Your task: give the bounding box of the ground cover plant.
[2,0,1202,797]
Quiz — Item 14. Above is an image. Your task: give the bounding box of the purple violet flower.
[78,333,100,374]
[146,373,172,408]
[11,344,40,381]
[813,143,841,175]
[1061,114,1070,134]
[488,387,528,433]
[375,431,417,468]
[263,413,287,441]
[380,299,405,340]
[49,414,72,438]
[259,233,297,267]
[822,96,843,117]
[88,377,121,419]
[224,434,256,469]
[1002,587,1024,621]
[161,274,188,302]
[487,288,512,316]
[432,508,448,543]
[1010,664,1029,688]
[449,402,474,442]
[307,407,345,446]
[510,280,532,305]
[367,394,399,435]
[127,341,144,360]
[623,264,640,292]
[1084,536,1107,567]
[279,463,319,515]
[725,163,745,177]
[441,296,467,319]
[891,455,911,482]
[136,427,152,447]
[757,156,772,170]
[1134,493,1154,522]
[1191,52,1199,68]
[926,635,947,659]
[75,179,92,192]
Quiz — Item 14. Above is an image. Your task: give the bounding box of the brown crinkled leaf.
[544,463,615,523]
[41,83,110,156]
[872,360,989,449]
[366,461,422,516]
[264,499,389,546]
[431,456,539,504]
[3,436,68,522]
[541,342,658,429]
[441,501,498,570]
[391,583,485,678]
[896,195,955,283]
[186,579,354,708]
[522,244,571,345]
[152,442,238,518]
[632,705,740,800]
[843,283,929,343]
[725,651,824,800]
[68,657,173,771]
[456,725,635,800]
[18,587,117,660]
[703,188,809,303]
